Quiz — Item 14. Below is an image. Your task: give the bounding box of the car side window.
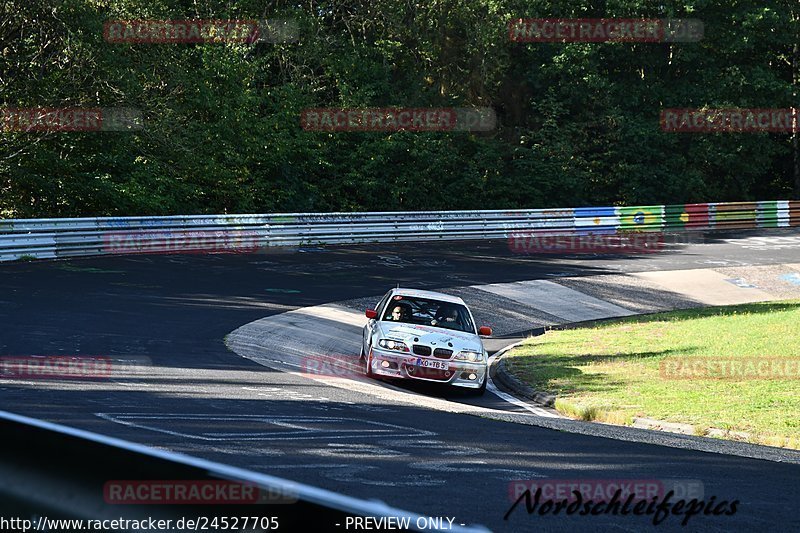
[375,291,392,317]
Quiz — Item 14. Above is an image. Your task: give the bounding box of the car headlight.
[378,339,410,352]
[454,350,484,362]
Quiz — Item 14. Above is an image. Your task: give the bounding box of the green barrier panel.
[756,200,781,228]
[664,204,712,230]
[617,205,664,232]
[664,204,686,229]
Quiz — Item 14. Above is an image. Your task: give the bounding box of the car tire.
[362,346,374,377]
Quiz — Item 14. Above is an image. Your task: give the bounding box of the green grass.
[504,300,800,449]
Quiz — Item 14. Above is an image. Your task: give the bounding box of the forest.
[1,1,798,217]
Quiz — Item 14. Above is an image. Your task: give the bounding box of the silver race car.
[360,288,493,395]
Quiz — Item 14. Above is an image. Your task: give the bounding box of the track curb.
[489,339,557,408]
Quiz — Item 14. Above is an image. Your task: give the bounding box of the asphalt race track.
[2,230,800,532]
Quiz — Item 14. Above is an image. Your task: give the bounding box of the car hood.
[376,322,483,353]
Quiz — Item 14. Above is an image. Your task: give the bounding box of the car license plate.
[416,358,448,370]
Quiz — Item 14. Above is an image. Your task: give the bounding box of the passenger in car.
[432,305,459,327]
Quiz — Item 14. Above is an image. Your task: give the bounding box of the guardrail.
[1,200,798,261]
[0,411,488,532]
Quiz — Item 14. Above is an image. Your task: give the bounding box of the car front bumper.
[368,347,487,388]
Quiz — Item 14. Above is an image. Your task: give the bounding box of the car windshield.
[382,296,474,333]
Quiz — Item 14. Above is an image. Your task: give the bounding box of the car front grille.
[412,345,432,356]
[433,348,453,359]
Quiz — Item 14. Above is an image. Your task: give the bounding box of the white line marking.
[487,379,560,417]
[204,429,398,437]
[96,413,435,441]
[408,460,546,479]
[321,464,447,487]
[253,463,353,469]
[487,353,562,418]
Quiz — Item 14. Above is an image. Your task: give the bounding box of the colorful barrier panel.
[790,201,800,227]
[617,205,664,232]
[664,203,710,230]
[710,202,758,230]
[756,200,790,228]
[574,207,618,235]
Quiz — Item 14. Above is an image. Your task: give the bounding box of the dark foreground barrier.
[0,411,488,532]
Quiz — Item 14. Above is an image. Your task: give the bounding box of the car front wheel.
[361,346,374,377]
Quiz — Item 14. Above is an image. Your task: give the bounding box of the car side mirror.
[365,309,378,319]
[478,326,492,336]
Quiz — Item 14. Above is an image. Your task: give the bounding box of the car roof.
[391,288,466,305]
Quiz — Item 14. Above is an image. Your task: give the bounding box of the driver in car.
[432,305,459,327]
[388,302,412,322]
